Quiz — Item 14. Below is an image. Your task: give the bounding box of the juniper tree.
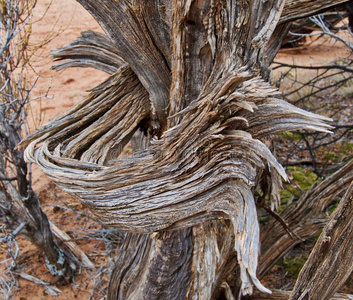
[19,1,353,299]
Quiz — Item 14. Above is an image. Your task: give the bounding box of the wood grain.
[19,0,351,298]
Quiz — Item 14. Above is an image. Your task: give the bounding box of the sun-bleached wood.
[19,0,352,299]
[258,160,353,278]
[289,182,353,300]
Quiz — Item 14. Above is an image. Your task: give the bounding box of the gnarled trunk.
[19,0,351,299]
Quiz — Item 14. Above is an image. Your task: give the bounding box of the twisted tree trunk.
[19,0,351,299]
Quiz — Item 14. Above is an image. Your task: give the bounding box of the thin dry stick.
[50,222,96,270]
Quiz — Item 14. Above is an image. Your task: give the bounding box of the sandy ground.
[27,0,106,190]
[3,0,352,299]
[29,0,103,120]
[6,1,113,299]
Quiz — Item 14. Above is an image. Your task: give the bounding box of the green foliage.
[282,256,308,279]
[342,142,353,152]
[322,143,353,163]
[280,166,319,206]
[280,131,302,142]
[290,167,318,190]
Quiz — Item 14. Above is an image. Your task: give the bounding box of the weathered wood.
[108,230,193,300]
[258,159,353,279]
[20,78,331,232]
[280,0,351,24]
[51,30,125,74]
[20,65,150,164]
[76,0,171,132]
[19,273,64,296]
[50,222,95,270]
[19,0,352,298]
[187,220,239,299]
[0,105,73,283]
[0,177,73,282]
[249,289,353,300]
[289,182,353,300]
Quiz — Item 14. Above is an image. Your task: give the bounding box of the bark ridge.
[18,0,348,298]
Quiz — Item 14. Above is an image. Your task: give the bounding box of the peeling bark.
[258,160,353,278]
[280,0,351,24]
[76,0,171,132]
[51,30,125,74]
[0,104,73,283]
[249,289,353,300]
[108,230,193,299]
[19,0,352,298]
[289,182,353,300]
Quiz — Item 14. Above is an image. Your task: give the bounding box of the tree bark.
[18,0,352,298]
[289,182,353,300]
[280,0,351,24]
[249,290,353,300]
[258,159,353,278]
[0,108,72,283]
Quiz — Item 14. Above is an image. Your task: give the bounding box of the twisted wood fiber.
[20,69,331,295]
[18,0,349,298]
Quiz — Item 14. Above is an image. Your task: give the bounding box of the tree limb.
[289,181,353,300]
[280,0,351,24]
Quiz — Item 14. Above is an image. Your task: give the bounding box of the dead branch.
[50,222,95,270]
[259,159,353,278]
[289,182,353,300]
[249,289,353,300]
[18,273,64,296]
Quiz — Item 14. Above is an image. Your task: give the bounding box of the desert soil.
[5,1,114,299]
[2,0,352,299]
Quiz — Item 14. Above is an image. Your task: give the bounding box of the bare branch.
[280,0,351,24]
[290,182,353,300]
